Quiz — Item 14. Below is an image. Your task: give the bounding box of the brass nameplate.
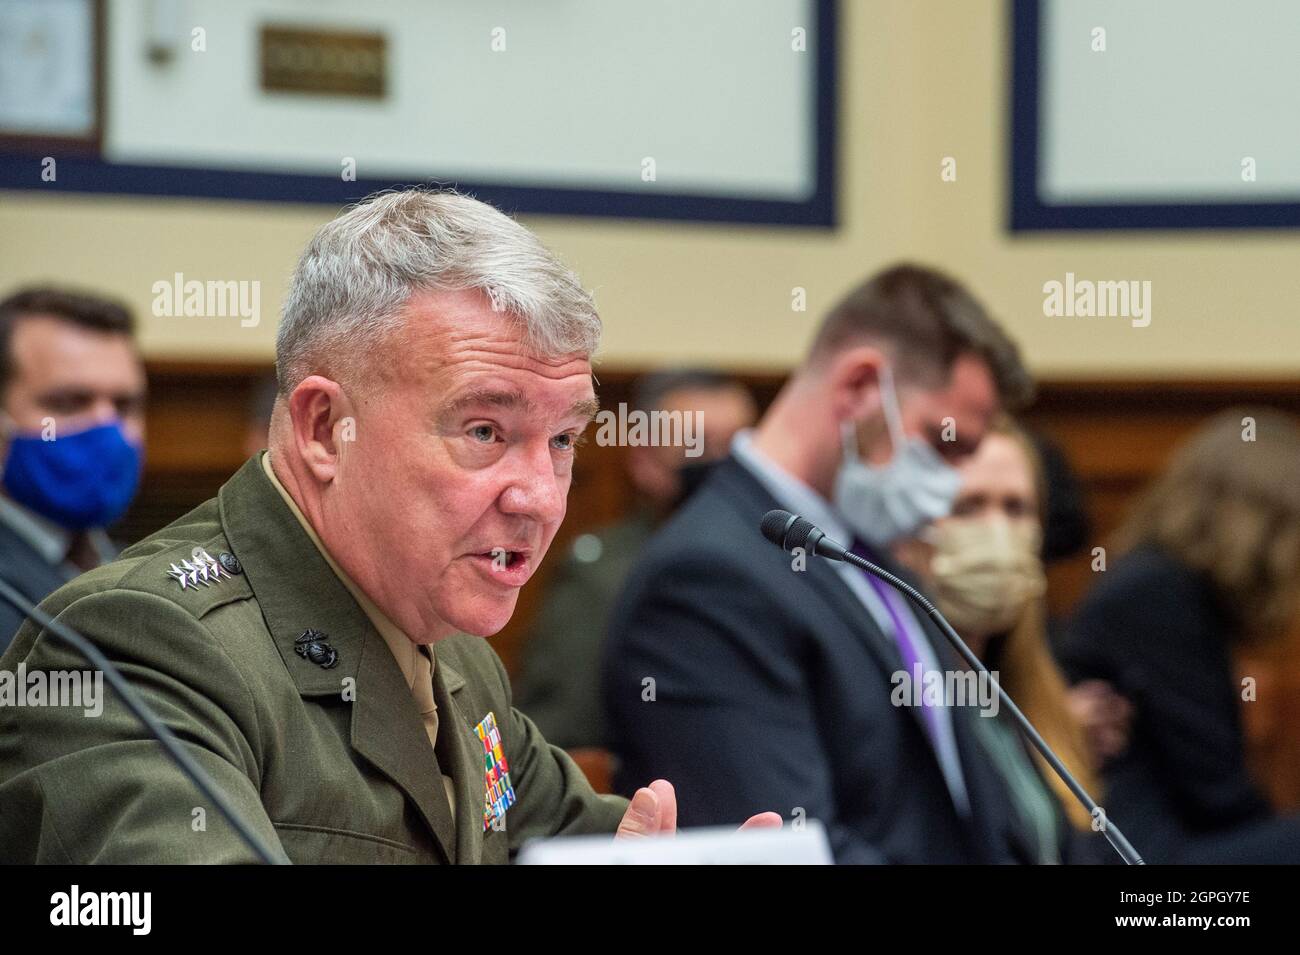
[260,26,386,98]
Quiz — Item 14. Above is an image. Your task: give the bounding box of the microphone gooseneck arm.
[760,509,1144,865]
[0,574,288,865]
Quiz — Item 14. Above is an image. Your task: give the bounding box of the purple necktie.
[849,539,945,751]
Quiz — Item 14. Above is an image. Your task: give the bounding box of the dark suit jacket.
[1060,544,1300,863]
[602,456,1036,864]
[0,520,72,656]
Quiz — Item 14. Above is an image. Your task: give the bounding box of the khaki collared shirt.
[260,451,456,819]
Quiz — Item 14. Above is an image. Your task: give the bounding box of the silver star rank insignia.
[167,548,231,590]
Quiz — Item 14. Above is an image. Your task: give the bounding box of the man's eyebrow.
[442,388,534,417]
[569,397,601,422]
[38,388,96,406]
[438,390,598,426]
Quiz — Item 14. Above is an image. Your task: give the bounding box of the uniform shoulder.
[56,497,253,622]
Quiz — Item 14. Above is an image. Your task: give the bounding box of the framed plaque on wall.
[0,0,102,156]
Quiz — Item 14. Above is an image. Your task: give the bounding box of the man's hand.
[614,779,783,838]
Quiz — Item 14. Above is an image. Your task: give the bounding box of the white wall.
[106,0,816,199]
[1042,0,1300,201]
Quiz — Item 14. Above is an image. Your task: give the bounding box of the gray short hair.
[275,188,601,395]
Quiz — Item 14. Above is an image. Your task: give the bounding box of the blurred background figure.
[1060,408,1300,863]
[514,368,756,749]
[893,415,1122,863]
[603,264,1038,863]
[0,288,146,653]
[243,374,278,460]
[1032,430,1092,569]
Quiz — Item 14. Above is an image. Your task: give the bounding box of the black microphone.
[0,574,288,865]
[760,508,1145,866]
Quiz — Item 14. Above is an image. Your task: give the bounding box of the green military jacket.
[0,457,627,863]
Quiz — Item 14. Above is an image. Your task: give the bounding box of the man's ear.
[829,345,887,423]
[286,375,354,484]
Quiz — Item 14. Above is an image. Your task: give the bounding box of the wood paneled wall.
[122,362,1300,810]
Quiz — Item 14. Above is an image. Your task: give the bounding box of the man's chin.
[440,591,520,638]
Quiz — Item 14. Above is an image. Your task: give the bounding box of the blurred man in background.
[605,264,1041,863]
[0,288,146,653]
[515,368,756,749]
[243,373,279,460]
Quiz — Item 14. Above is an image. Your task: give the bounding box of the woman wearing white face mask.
[893,416,1118,863]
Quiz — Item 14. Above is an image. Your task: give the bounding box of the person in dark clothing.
[604,263,1042,863]
[515,370,755,748]
[0,288,145,653]
[1060,407,1300,863]
[1030,429,1091,564]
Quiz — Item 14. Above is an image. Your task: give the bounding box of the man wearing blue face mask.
[605,264,1039,863]
[0,288,146,653]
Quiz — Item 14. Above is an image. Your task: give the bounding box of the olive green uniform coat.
[0,457,627,863]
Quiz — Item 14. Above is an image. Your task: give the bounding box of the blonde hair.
[1113,407,1300,643]
[984,416,1101,830]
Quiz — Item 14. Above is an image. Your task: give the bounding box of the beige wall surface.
[2,1,1298,377]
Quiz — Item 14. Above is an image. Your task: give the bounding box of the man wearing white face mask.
[605,264,1037,863]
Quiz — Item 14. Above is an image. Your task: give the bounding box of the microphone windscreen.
[784,516,819,552]
[760,509,798,549]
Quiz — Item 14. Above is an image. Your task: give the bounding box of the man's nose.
[60,399,123,435]
[88,398,120,425]
[498,443,566,524]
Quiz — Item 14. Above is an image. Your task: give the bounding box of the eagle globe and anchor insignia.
[293,628,339,669]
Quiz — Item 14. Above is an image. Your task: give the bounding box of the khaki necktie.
[410,646,457,820]
[410,646,439,747]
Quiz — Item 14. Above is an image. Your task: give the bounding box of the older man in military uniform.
[0,189,779,863]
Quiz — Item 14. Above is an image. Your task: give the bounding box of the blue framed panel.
[0,1,837,228]
[1010,0,1300,231]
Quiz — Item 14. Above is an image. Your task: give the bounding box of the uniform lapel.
[218,455,458,863]
[352,630,458,863]
[431,656,486,865]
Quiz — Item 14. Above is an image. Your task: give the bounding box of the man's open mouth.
[484,548,528,569]
[468,547,534,586]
